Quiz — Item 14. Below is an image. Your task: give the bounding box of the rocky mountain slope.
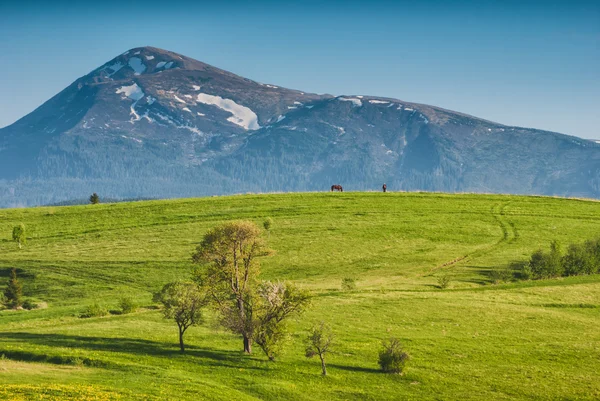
[1,46,599,207]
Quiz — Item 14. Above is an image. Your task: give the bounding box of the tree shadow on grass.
[0,332,265,370]
[0,267,35,279]
[328,363,380,374]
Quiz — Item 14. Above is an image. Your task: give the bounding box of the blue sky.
[0,0,598,139]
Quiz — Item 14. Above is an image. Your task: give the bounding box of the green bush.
[524,237,600,280]
[22,299,38,310]
[118,297,137,314]
[80,303,108,318]
[437,275,451,289]
[528,241,563,279]
[263,217,273,231]
[520,262,533,280]
[378,338,409,374]
[490,267,513,284]
[341,277,357,291]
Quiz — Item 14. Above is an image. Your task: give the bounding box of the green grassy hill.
[0,192,599,400]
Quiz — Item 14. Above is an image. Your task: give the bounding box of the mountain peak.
[92,46,187,81]
[0,46,598,207]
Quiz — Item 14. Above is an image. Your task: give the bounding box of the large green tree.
[192,221,268,354]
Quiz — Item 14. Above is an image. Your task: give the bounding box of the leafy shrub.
[563,243,598,276]
[378,337,410,374]
[22,299,38,310]
[522,237,600,281]
[118,297,137,314]
[528,241,563,279]
[341,277,357,291]
[520,262,533,280]
[437,275,451,289]
[263,217,273,231]
[80,303,108,318]
[490,267,513,284]
[66,356,84,366]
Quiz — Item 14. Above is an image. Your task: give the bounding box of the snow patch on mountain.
[145,55,155,60]
[183,107,192,113]
[174,95,187,104]
[146,96,156,105]
[121,135,143,144]
[195,93,261,130]
[369,100,389,104]
[155,112,204,135]
[116,83,144,101]
[276,115,285,123]
[116,84,145,122]
[338,97,362,107]
[154,61,173,70]
[128,57,146,75]
[192,85,201,91]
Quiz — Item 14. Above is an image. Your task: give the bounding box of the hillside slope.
[0,192,599,400]
[1,46,599,207]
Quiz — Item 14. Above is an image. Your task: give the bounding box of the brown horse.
[331,184,343,192]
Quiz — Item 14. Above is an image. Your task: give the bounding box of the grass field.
[0,192,599,400]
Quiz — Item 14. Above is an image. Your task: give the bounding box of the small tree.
[263,217,273,238]
[3,268,23,309]
[153,281,206,353]
[305,321,334,375]
[12,224,26,249]
[378,337,410,374]
[253,281,311,361]
[90,193,100,204]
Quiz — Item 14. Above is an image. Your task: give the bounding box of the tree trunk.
[320,355,327,376]
[18,241,21,249]
[243,335,252,354]
[179,326,185,353]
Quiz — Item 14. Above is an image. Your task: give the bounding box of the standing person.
[382,183,387,193]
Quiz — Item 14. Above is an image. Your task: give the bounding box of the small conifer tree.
[4,268,23,309]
